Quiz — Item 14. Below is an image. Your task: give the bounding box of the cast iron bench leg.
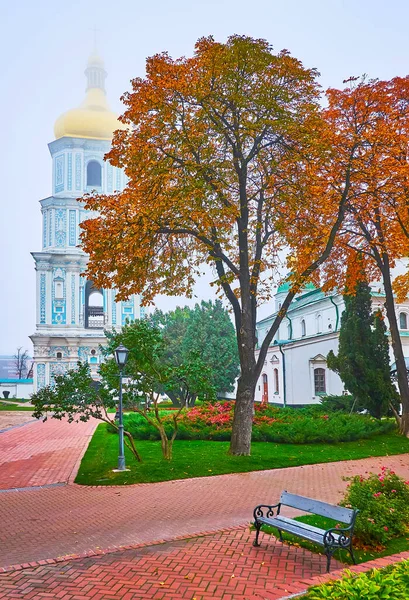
[253,523,261,547]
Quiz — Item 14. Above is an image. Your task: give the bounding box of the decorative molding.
[37,363,46,389]
[40,274,46,324]
[33,346,50,357]
[71,274,76,324]
[52,267,66,325]
[42,211,47,249]
[50,346,69,357]
[55,155,64,193]
[75,153,82,190]
[55,209,67,248]
[50,362,67,385]
[121,299,134,325]
[78,346,90,361]
[79,276,85,324]
[69,210,76,246]
[48,209,53,246]
[67,153,72,191]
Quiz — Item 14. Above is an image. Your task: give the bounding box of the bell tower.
[30,54,144,390]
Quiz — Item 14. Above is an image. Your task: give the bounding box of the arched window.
[314,368,326,394]
[400,312,408,330]
[273,368,279,394]
[262,373,268,403]
[85,281,104,329]
[287,322,292,340]
[301,319,306,337]
[56,352,62,359]
[87,161,102,187]
[316,314,322,334]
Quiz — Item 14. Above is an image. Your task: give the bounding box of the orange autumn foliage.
[307,76,409,434]
[79,36,382,452]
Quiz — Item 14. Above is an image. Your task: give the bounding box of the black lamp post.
[114,343,129,471]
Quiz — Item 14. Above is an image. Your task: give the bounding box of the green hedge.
[120,404,395,444]
[305,559,409,599]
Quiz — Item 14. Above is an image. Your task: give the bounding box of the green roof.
[277,279,316,294]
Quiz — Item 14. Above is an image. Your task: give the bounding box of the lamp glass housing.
[114,344,129,369]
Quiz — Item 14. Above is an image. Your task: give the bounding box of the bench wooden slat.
[257,516,331,546]
[273,516,334,536]
[280,491,354,523]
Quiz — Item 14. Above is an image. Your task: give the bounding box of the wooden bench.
[253,491,359,572]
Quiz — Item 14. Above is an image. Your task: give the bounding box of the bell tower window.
[87,161,102,187]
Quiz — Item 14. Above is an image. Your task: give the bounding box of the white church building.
[30,53,144,391]
[255,281,409,406]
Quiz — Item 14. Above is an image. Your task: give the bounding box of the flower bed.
[341,467,409,547]
[123,402,395,444]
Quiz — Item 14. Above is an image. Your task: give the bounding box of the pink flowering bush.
[341,467,409,547]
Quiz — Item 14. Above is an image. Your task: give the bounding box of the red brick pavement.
[0,417,97,489]
[0,528,343,600]
[1,452,408,568]
[0,418,408,598]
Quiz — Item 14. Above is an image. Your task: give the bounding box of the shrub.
[319,394,363,413]
[305,560,409,599]
[341,468,409,547]
[122,402,395,444]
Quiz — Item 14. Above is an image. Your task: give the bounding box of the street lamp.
[114,343,129,471]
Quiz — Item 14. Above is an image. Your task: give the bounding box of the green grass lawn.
[0,397,31,403]
[0,403,34,411]
[75,423,409,486]
[260,514,409,565]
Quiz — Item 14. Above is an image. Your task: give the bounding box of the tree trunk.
[229,375,256,455]
[159,432,173,460]
[381,261,409,436]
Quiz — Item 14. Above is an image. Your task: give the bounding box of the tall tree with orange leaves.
[81,36,360,455]
[314,76,409,435]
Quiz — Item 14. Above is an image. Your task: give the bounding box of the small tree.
[183,300,239,398]
[150,300,239,405]
[31,362,142,462]
[102,319,216,459]
[14,347,29,379]
[31,320,215,462]
[327,281,398,418]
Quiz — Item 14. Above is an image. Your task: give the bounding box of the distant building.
[0,355,32,380]
[30,53,146,391]
[0,356,18,380]
[0,379,33,400]
[255,282,409,407]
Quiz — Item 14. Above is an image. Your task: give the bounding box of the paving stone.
[0,531,341,600]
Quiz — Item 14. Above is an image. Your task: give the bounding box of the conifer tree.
[327,282,398,418]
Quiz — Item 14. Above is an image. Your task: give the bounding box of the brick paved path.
[0,528,342,600]
[0,417,97,489]
[0,418,408,599]
[1,452,408,568]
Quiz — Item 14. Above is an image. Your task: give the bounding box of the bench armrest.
[323,526,353,549]
[253,503,280,521]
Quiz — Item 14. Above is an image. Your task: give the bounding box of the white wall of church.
[255,287,409,407]
[255,333,345,406]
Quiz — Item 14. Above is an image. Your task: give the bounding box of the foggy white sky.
[1,0,409,354]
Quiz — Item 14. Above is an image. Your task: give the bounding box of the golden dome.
[54,53,127,140]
